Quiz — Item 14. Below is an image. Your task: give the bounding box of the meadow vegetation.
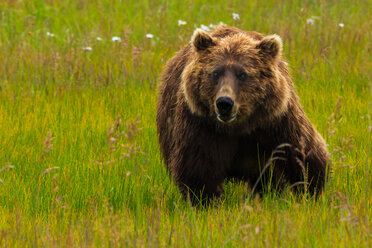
[0,0,371,246]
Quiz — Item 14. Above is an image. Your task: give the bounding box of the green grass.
[0,0,371,246]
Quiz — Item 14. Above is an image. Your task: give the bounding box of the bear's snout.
[216,97,236,123]
[216,97,234,115]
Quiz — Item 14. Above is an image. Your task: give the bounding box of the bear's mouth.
[217,114,236,123]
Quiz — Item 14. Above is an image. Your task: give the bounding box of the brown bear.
[156,26,330,203]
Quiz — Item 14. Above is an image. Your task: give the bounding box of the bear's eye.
[237,72,248,81]
[212,70,221,80]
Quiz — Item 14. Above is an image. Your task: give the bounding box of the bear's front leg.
[168,122,238,204]
[176,175,224,204]
[169,138,228,204]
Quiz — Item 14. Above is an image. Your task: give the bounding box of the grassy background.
[0,0,371,246]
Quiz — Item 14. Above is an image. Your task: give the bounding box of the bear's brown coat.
[157,26,329,202]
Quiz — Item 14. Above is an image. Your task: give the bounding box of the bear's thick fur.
[157,26,329,203]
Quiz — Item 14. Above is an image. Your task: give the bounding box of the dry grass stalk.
[0,163,14,173]
[124,115,142,143]
[43,130,54,154]
[0,163,15,185]
[334,191,370,236]
[107,115,125,152]
[295,137,311,194]
[42,167,59,176]
[250,143,291,197]
[95,115,144,168]
[52,174,65,210]
[40,130,55,162]
[333,135,355,170]
[326,98,355,171]
[120,144,145,159]
[326,96,343,140]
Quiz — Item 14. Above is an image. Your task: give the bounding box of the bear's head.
[181,28,291,132]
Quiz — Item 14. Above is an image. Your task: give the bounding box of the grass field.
[0,0,371,247]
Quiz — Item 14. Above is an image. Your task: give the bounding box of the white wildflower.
[232,13,240,20]
[96,37,102,41]
[145,33,154,39]
[82,46,92,51]
[200,24,210,32]
[338,23,344,28]
[111,36,121,42]
[46,31,55,37]
[306,18,315,25]
[178,20,187,26]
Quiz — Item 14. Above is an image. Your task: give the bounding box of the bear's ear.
[255,34,282,61]
[191,28,218,52]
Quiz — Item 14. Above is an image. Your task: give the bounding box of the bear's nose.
[216,97,234,116]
